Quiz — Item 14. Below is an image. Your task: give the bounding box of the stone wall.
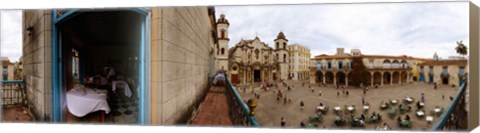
[150,7,213,125]
[22,10,53,121]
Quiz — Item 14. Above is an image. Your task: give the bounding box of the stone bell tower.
[274,31,289,80]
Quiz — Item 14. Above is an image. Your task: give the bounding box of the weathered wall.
[22,10,53,121]
[150,7,213,125]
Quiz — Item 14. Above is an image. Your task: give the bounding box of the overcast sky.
[215,1,469,59]
[1,10,22,62]
[0,2,470,62]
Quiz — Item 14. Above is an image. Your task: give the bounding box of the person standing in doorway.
[281,117,286,127]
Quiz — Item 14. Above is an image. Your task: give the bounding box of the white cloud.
[1,10,22,62]
[215,2,469,59]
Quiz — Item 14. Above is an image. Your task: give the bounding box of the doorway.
[254,70,261,82]
[52,9,150,124]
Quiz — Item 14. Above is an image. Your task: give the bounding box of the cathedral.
[215,14,290,85]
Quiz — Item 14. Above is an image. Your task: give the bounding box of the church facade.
[215,14,291,85]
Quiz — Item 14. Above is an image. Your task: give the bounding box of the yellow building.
[287,43,311,81]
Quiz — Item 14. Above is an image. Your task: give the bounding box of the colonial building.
[1,57,17,80]
[287,44,311,81]
[418,55,468,87]
[309,48,426,87]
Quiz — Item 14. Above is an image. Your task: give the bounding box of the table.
[400,120,411,127]
[334,106,341,111]
[66,87,110,121]
[363,106,370,110]
[347,106,354,111]
[112,80,132,98]
[317,106,326,110]
[434,108,441,113]
[391,100,397,104]
[426,116,434,122]
[405,97,413,102]
[416,111,425,117]
[419,102,425,106]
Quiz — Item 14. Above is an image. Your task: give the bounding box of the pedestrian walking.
[337,91,340,96]
[346,91,349,96]
[362,96,365,105]
[442,94,445,100]
[421,93,425,102]
[318,90,322,96]
[300,121,305,128]
[281,117,286,127]
[300,101,305,110]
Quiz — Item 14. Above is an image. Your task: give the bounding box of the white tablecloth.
[112,80,132,98]
[426,116,434,122]
[392,100,397,104]
[348,107,354,111]
[416,111,424,116]
[363,106,369,110]
[334,106,341,111]
[317,106,325,110]
[66,87,110,117]
[434,108,441,113]
[405,97,413,102]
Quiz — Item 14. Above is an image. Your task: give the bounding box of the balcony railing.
[224,76,260,127]
[1,80,27,106]
[430,80,468,131]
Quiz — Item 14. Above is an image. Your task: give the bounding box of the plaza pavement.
[239,80,459,130]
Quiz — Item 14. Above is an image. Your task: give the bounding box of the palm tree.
[455,41,467,58]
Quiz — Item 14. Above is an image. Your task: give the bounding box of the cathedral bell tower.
[216,14,230,72]
[274,31,289,80]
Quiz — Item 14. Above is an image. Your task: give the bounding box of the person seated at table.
[372,111,376,116]
[359,119,365,126]
[397,116,402,123]
[319,102,324,107]
[405,115,410,121]
[377,113,382,121]
[360,114,365,120]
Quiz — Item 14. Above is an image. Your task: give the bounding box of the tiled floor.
[190,86,233,126]
[1,105,33,122]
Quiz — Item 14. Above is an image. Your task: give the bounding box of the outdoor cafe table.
[404,97,413,103]
[66,87,110,122]
[363,106,370,110]
[317,106,326,110]
[391,100,398,104]
[348,106,355,111]
[419,102,425,107]
[334,106,341,111]
[416,111,425,117]
[434,108,442,114]
[400,120,411,127]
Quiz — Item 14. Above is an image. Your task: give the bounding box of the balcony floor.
[1,105,33,122]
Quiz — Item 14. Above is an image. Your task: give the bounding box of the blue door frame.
[52,9,151,124]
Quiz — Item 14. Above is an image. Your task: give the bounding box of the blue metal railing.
[223,76,260,127]
[1,80,26,106]
[430,80,468,130]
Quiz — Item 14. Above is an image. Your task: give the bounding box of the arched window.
[221,48,225,55]
[283,42,286,49]
[283,54,286,62]
[276,42,279,49]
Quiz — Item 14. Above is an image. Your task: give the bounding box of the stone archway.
[316,71,323,83]
[384,72,391,85]
[373,72,382,86]
[336,72,346,86]
[325,71,334,84]
[401,71,408,83]
[392,71,400,84]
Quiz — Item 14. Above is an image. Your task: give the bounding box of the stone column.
[345,73,349,86]
[390,72,393,85]
[399,73,402,84]
[381,72,384,86]
[333,72,337,87]
[323,73,326,85]
[371,72,374,87]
